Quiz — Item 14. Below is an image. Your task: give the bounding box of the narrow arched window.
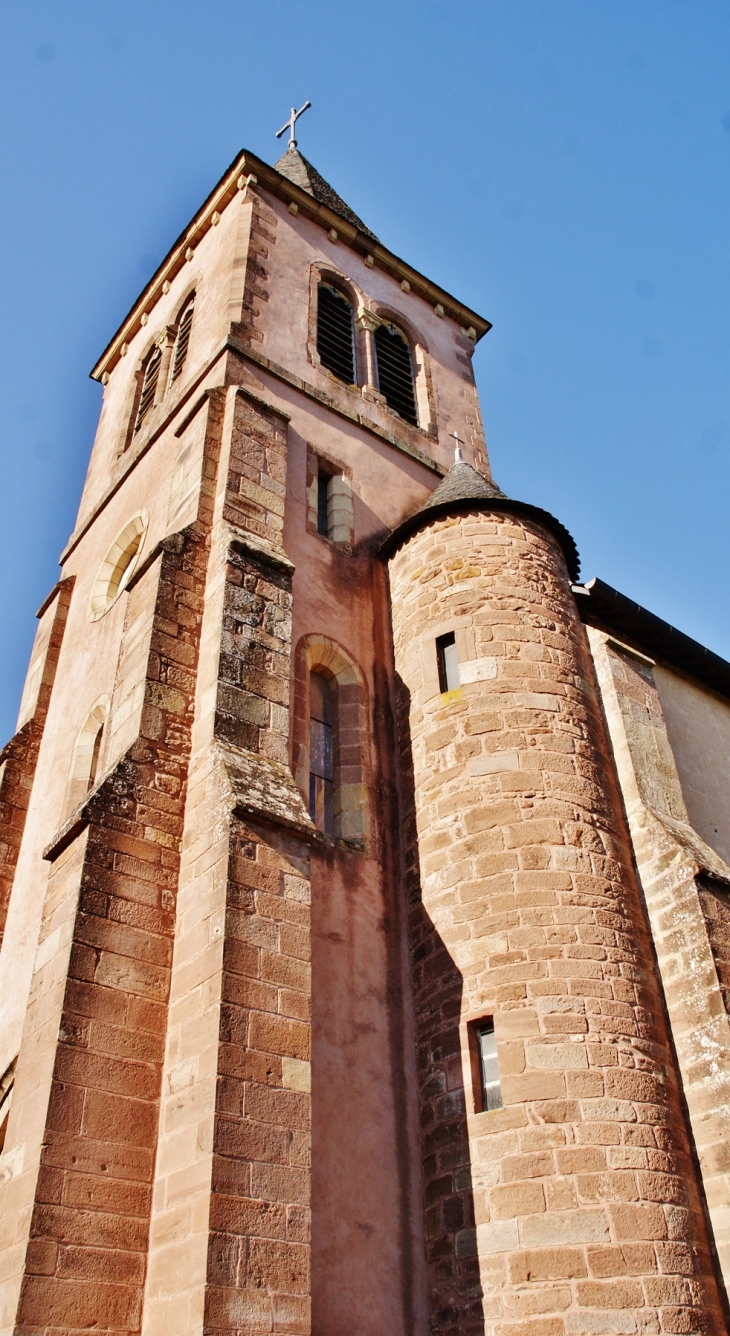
[317,284,355,384]
[135,346,162,432]
[170,295,195,384]
[309,672,334,834]
[374,322,418,426]
[66,699,109,813]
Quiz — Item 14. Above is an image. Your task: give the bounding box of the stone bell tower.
[0,130,727,1336]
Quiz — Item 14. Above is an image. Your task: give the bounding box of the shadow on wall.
[395,673,485,1336]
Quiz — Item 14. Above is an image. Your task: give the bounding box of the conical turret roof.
[420,459,506,510]
[274,146,379,241]
[380,457,580,580]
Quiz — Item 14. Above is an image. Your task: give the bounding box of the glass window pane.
[442,640,460,691]
[478,1024,503,1111]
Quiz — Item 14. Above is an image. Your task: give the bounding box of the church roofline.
[89,148,492,383]
[575,576,730,701]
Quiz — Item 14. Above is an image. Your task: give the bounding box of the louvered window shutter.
[374,323,418,426]
[134,347,162,432]
[317,284,355,384]
[170,297,194,384]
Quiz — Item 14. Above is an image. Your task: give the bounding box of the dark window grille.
[436,632,460,692]
[374,322,418,425]
[135,347,161,432]
[317,472,330,536]
[476,1021,502,1111]
[309,673,334,834]
[317,284,355,384]
[170,296,195,384]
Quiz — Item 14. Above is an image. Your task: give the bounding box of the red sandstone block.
[41,1131,153,1183]
[214,1114,291,1165]
[205,1283,272,1330]
[501,1072,566,1103]
[250,1162,309,1206]
[490,1181,546,1218]
[493,1319,565,1336]
[609,1203,667,1241]
[17,1275,142,1329]
[273,1291,310,1335]
[245,1083,309,1130]
[55,1046,158,1102]
[56,1244,145,1285]
[86,1020,162,1065]
[82,1089,157,1147]
[31,1202,148,1252]
[61,1171,150,1218]
[501,1153,553,1182]
[94,951,168,1001]
[24,1239,58,1275]
[249,1012,310,1061]
[575,1278,645,1308]
[636,1172,687,1205]
[508,1248,587,1283]
[46,1083,85,1136]
[209,1191,287,1239]
[125,993,167,1034]
[246,1237,309,1294]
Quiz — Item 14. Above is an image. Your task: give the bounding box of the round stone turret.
[385,465,724,1335]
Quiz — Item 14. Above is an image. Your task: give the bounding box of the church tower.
[0,128,728,1336]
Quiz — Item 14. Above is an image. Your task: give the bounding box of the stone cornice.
[90,148,491,383]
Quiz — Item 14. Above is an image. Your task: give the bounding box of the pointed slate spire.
[274,146,379,241]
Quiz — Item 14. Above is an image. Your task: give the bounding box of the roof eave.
[90,148,492,383]
[575,576,730,701]
[380,494,581,582]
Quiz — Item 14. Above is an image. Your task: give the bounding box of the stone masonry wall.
[3,527,208,1336]
[140,382,313,1336]
[586,628,730,1302]
[388,508,725,1336]
[0,579,73,947]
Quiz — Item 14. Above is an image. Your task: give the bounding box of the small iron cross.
[276,101,312,150]
[451,431,465,462]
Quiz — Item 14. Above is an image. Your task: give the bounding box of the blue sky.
[1,1,729,741]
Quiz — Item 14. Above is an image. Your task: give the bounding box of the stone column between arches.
[388,508,725,1336]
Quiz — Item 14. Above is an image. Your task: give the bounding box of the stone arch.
[65,694,110,813]
[293,634,370,844]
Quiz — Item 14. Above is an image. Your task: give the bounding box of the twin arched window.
[134,294,195,434]
[316,283,418,427]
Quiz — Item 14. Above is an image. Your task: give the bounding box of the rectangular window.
[475,1020,502,1111]
[436,632,460,693]
[317,471,330,536]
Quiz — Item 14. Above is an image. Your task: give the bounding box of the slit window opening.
[477,1021,502,1111]
[309,673,334,835]
[317,471,330,536]
[436,632,460,693]
[317,284,355,384]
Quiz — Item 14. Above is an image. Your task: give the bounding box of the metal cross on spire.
[451,431,465,463]
[276,100,312,151]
